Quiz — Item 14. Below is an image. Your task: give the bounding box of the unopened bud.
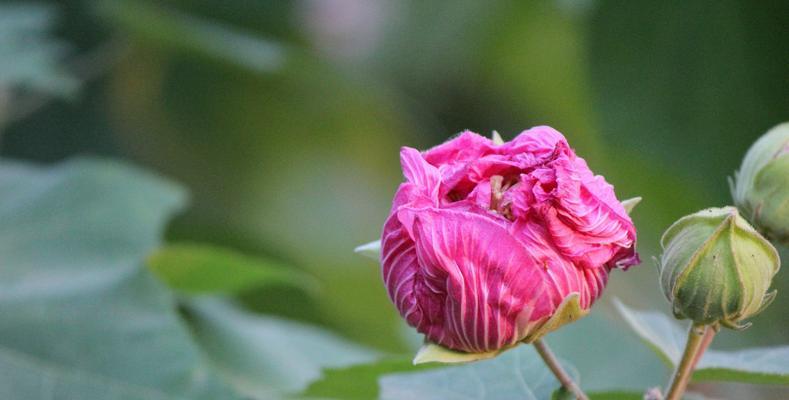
[732,122,789,245]
[659,207,779,329]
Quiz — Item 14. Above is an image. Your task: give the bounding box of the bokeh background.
[1,0,787,398]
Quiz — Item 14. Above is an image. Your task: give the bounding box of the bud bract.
[659,207,779,329]
[732,122,789,245]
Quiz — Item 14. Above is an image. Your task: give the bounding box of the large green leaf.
[147,242,317,295]
[587,392,706,400]
[184,298,380,398]
[614,300,789,384]
[587,392,642,400]
[302,357,437,400]
[0,4,77,95]
[305,357,637,400]
[377,346,577,400]
[543,309,667,392]
[0,158,239,399]
[304,311,666,399]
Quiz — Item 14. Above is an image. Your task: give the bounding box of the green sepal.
[354,240,381,260]
[522,292,589,343]
[412,342,502,365]
[621,196,642,214]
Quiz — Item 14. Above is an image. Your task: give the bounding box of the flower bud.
[732,122,789,245]
[659,207,779,329]
[381,127,639,354]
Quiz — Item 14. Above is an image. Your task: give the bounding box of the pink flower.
[381,127,639,353]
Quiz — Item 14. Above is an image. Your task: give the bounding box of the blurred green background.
[1,0,787,398]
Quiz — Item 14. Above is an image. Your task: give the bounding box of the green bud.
[659,207,780,329]
[731,122,789,245]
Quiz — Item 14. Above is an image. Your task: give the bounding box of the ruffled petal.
[423,131,496,166]
[502,126,567,164]
[400,147,441,204]
[509,219,609,309]
[467,154,523,183]
[531,145,637,269]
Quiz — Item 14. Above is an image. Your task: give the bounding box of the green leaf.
[0,158,239,399]
[533,306,667,392]
[147,242,317,295]
[0,4,78,95]
[586,390,706,400]
[551,387,574,400]
[588,391,643,400]
[571,389,705,400]
[96,0,285,73]
[302,357,438,400]
[184,298,380,398]
[614,299,789,385]
[378,346,578,400]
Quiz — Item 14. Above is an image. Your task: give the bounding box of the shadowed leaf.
[185,298,380,398]
[0,158,239,399]
[615,299,789,385]
[380,346,577,400]
[148,242,317,295]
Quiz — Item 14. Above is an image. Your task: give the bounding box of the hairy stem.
[533,339,589,400]
[665,324,716,400]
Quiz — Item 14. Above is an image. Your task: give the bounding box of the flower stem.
[665,324,716,400]
[689,325,716,371]
[533,339,589,400]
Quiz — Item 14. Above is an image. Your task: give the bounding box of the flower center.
[490,175,504,211]
[489,175,515,220]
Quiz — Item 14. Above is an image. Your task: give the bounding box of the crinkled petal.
[467,154,524,183]
[502,126,566,161]
[400,147,441,204]
[423,131,496,166]
[538,148,637,269]
[509,219,609,308]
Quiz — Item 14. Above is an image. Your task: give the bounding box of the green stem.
[665,324,716,400]
[533,339,589,400]
[689,326,716,370]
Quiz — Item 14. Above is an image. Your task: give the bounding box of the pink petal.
[509,218,609,308]
[423,131,495,166]
[547,155,637,269]
[397,208,562,352]
[400,147,441,204]
[502,126,566,161]
[381,212,422,329]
